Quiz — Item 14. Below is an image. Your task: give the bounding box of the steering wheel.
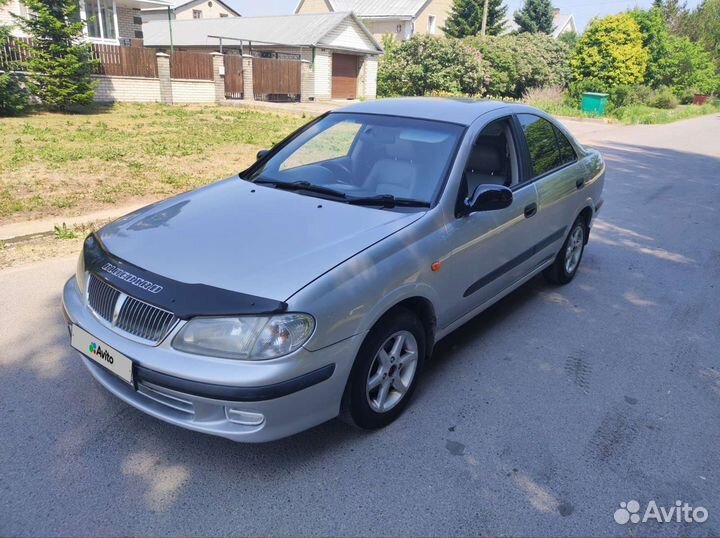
[321,161,354,184]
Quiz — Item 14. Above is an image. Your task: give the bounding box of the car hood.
[98,177,425,301]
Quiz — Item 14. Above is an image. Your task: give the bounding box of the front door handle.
[524,203,537,218]
[576,178,585,189]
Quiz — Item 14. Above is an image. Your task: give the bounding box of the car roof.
[336,97,515,126]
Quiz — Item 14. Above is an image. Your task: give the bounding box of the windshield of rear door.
[247,113,464,204]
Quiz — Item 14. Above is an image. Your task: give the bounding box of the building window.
[219,13,228,17]
[85,0,117,41]
[192,9,202,18]
[428,15,436,34]
[16,0,28,17]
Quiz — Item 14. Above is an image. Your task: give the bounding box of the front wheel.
[346,308,426,430]
[544,217,586,285]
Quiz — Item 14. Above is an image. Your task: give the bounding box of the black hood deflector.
[83,234,288,319]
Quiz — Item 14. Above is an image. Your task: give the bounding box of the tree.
[514,0,554,35]
[13,0,97,111]
[661,35,720,93]
[444,0,508,37]
[630,7,719,93]
[570,14,649,91]
[652,0,688,33]
[377,34,490,97]
[629,7,671,87]
[0,1,30,115]
[682,0,720,62]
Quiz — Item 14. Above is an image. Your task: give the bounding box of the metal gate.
[252,56,301,102]
[223,54,244,99]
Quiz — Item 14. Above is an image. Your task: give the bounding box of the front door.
[439,117,544,325]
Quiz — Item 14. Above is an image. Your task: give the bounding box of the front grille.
[87,275,178,344]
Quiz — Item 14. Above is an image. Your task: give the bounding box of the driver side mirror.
[461,184,513,216]
[256,149,270,161]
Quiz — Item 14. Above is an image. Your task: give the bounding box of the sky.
[225,0,703,32]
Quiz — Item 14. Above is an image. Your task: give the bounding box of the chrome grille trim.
[86,275,179,345]
[137,382,195,415]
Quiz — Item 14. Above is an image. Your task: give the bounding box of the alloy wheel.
[366,330,418,413]
[564,225,584,275]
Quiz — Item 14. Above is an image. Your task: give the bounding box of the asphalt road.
[1,114,719,537]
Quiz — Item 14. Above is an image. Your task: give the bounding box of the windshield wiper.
[347,194,431,209]
[254,179,348,200]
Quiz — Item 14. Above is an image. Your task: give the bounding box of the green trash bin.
[581,92,609,116]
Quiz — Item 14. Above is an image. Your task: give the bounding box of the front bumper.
[62,277,361,442]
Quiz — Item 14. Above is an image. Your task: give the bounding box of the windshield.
[248,113,464,205]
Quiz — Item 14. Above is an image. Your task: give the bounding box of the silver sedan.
[62,98,605,442]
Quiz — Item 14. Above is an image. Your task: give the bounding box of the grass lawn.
[0,103,308,223]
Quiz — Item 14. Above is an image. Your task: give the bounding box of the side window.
[554,126,577,164]
[517,114,562,178]
[280,121,361,170]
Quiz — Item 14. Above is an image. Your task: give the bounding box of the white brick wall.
[313,48,332,100]
[116,7,142,40]
[170,79,215,103]
[93,75,162,102]
[364,55,377,99]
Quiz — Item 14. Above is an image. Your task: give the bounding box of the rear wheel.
[544,217,586,285]
[346,308,426,429]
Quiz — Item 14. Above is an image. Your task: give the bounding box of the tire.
[544,216,587,285]
[346,308,426,430]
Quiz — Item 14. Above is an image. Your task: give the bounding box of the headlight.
[172,313,315,360]
[75,251,87,294]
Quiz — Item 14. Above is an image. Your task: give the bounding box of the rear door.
[515,114,585,263]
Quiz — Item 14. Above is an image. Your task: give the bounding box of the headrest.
[386,139,415,161]
[467,144,502,173]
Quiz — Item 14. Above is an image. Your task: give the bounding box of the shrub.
[0,72,30,116]
[567,79,602,106]
[522,86,566,107]
[608,84,653,108]
[466,33,571,98]
[571,14,649,91]
[377,34,490,97]
[649,86,679,109]
[676,88,696,105]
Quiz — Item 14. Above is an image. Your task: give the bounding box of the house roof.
[143,12,383,54]
[551,14,576,38]
[143,0,241,15]
[500,12,575,38]
[294,0,428,19]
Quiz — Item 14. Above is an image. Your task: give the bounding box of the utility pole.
[480,0,490,36]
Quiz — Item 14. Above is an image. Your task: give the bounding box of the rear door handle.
[524,203,537,218]
[576,178,585,189]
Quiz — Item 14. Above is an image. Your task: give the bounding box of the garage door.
[332,53,358,99]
